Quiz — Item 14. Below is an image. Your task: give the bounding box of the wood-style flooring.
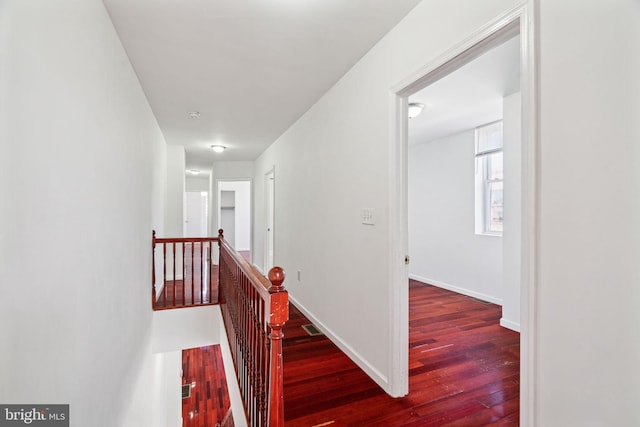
[282,279,520,426]
[180,279,520,426]
[182,345,231,427]
[155,249,251,309]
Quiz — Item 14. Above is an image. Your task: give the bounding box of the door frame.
[264,168,276,273]
[216,178,253,256]
[387,4,539,425]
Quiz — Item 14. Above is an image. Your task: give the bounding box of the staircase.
[152,230,289,427]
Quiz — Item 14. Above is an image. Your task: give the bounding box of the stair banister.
[218,229,289,427]
[151,229,289,426]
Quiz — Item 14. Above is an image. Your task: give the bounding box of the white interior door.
[185,191,208,237]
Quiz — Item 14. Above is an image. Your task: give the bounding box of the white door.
[185,191,208,237]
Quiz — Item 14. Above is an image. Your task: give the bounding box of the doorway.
[388,7,538,423]
[217,180,252,259]
[407,34,520,324]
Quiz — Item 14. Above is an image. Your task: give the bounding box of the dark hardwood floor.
[155,242,219,308]
[182,345,231,427]
[179,279,520,426]
[282,279,520,426]
[155,249,250,309]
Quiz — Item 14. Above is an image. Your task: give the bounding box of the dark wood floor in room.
[182,345,231,427]
[282,279,520,426]
[155,250,250,309]
[155,242,219,308]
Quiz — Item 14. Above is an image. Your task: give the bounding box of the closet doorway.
[217,180,252,261]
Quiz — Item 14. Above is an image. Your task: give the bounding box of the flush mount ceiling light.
[408,102,425,119]
[187,111,200,119]
[187,169,200,175]
[211,145,226,153]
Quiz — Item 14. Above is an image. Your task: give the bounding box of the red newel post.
[267,266,288,427]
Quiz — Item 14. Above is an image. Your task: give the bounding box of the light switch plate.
[362,208,375,225]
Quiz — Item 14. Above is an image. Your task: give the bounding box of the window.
[475,121,503,235]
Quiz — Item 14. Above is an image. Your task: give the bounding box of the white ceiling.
[409,35,520,144]
[103,0,422,173]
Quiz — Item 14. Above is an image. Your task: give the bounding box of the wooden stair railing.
[152,230,218,309]
[217,229,289,427]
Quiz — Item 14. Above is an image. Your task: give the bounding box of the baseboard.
[288,295,390,392]
[500,318,520,332]
[409,274,502,306]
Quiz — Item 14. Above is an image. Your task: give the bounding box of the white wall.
[537,1,640,425]
[152,305,221,353]
[186,175,210,192]
[408,130,503,303]
[123,350,181,427]
[165,145,185,237]
[253,0,523,394]
[163,146,185,279]
[0,1,167,425]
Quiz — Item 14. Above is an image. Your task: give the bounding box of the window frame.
[475,120,504,236]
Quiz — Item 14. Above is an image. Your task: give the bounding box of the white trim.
[386,92,409,397]
[389,3,538,425]
[519,2,540,425]
[392,10,521,97]
[263,167,276,273]
[409,274,503,306]
[289,296,390,390]
[500,317,521,332]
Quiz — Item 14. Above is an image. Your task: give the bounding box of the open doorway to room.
[217,180,252,263]
[388,8,538,424]
[405,31,522,422]
[407,33,521,328]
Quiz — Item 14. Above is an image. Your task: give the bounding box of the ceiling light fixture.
[187,169,200,175]
[188,111,200,119]
[408,102,425,119]
[211,145,226,153]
